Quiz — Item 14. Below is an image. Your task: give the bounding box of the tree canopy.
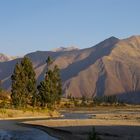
[11,57,36,108]
[37,56,62,108]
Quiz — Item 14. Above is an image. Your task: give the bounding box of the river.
[0,109,139,140]
[0,112,92,140]
[0,119,58,140]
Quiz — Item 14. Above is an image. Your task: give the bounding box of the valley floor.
[22,105,140,140]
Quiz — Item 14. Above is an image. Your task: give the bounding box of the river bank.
[0,118,59,140]
[0,106,140,140]
[22,106,140,140]
[22,119,140,140]
[0,108,61,140]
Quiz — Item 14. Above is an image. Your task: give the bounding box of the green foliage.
[88,127,100,140]
[11,57,36,108]
[0,100,8,108]
[11,56,62,109]
[67,93,72,99]
[0,90,11,108]
[81,95,87,106]
[38,56,62,108]
[46,56,53,66]
[37,80,50,107]
[93,95,118,105]
[0,80,3,92]
[73,98,79,106]
[0,88,3,93]
[53,65,62,102]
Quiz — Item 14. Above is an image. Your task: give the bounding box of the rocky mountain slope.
[0,53,12,62]
[0,53,18,62]
[0,36,140,103]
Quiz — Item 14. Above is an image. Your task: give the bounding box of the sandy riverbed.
[22,108,140,140]
[1,106,140,140]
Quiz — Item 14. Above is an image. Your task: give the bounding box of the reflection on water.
[0,129,57,140]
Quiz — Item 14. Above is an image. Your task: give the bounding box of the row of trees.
[93,95,118,105]
[11,56,62,108]
[64,95,120,108]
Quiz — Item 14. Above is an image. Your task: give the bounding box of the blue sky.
[0,0,140,56]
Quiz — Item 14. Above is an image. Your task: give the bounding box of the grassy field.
[0,108,60,119]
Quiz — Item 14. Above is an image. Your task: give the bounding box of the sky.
[0,0,140,56]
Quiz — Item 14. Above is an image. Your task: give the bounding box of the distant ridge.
[0,53,19,62]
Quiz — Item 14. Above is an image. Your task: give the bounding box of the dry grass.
[0,108,60,119]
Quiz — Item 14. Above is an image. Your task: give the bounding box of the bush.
[88,127,100,140]
[93,95,118,105]
[0,91,11,108]
[0,87,3,92]
[0,91,10,101]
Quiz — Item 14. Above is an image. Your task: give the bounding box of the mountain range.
[0,35,140,103]
[0,53,19,62]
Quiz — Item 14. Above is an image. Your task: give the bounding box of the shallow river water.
[0,118,58,140]
[0,129,57,140]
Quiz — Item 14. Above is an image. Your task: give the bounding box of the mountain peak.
[92,36,119,49]
[105,36,119,42]
[99,36,119,44]
[0,53,19,62]
[0,53,11,62]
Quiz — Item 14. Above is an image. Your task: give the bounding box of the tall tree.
[11,57,36,108]
[37,56,62,108]
[11,63,25,107]
[20,57,37,106]
[52,65,62,103]
[37,80,50,107]
[46,56,53,67]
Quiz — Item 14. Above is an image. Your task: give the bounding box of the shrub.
[93,95,118,105]
[88,127,100,140]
